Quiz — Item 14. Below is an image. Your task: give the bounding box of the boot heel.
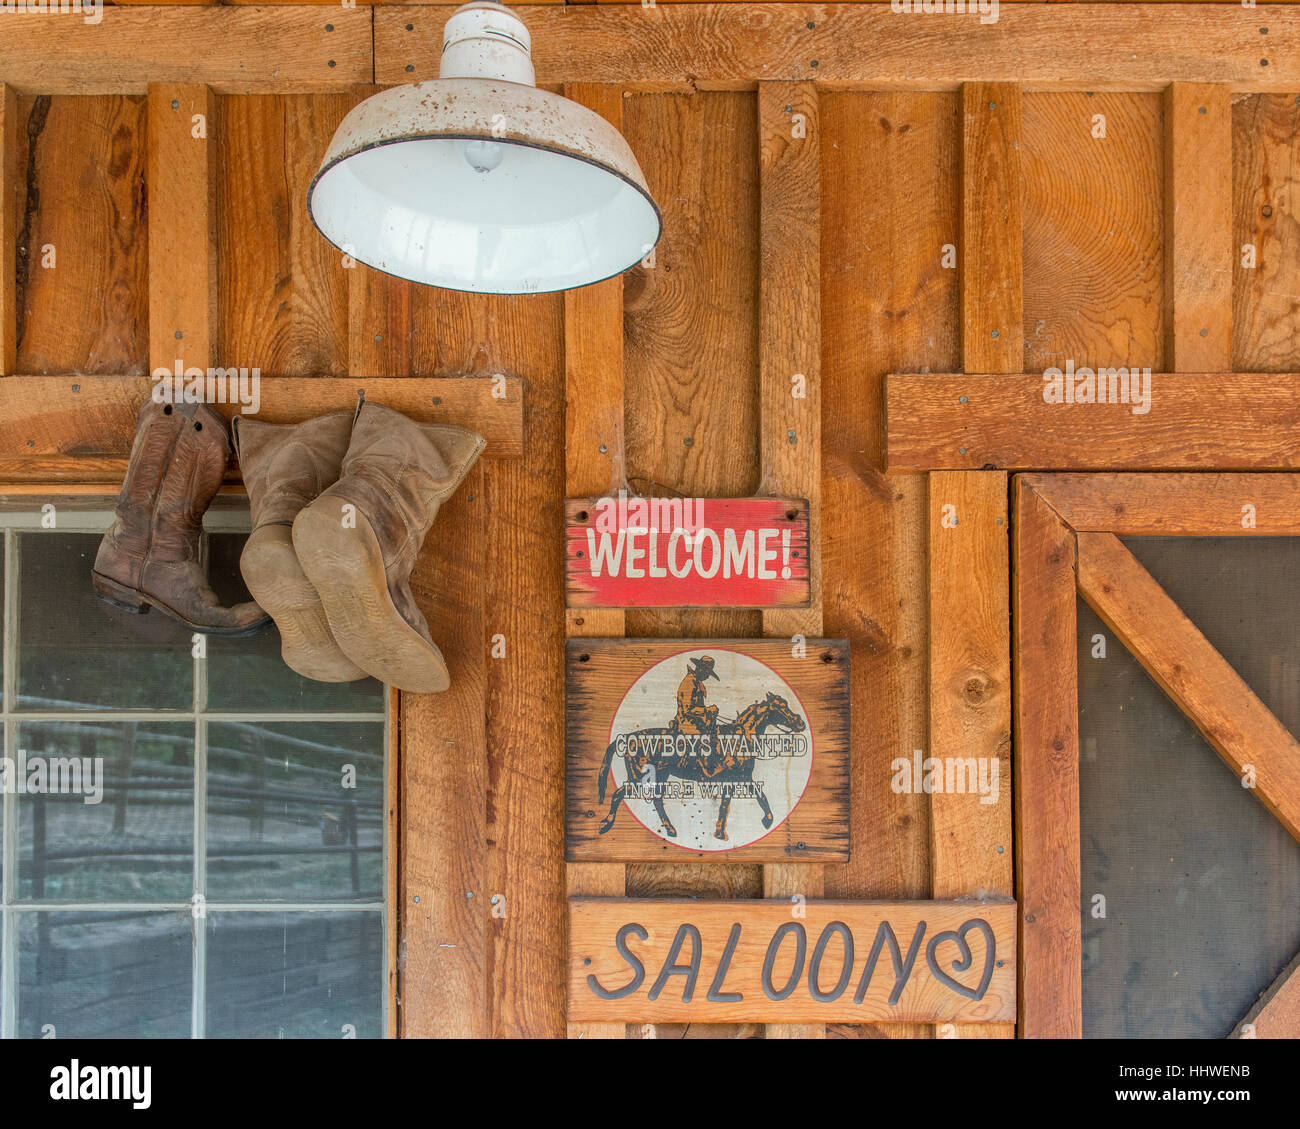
[92,572,151,615]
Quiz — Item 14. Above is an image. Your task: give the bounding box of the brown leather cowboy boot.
[291,402,485,693]
[92,399,269,635]
[233,411,368,683]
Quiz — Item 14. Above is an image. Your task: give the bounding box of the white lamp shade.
[309,79,661,294]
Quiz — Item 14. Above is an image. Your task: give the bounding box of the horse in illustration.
[596,692,807,842]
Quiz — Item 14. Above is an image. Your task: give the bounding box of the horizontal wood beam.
[1024,473,1300,536]
[1236,950,1300,1039]
[0,375,524,482]
[0,8,371,94]
[1076,531,1300,843]
[379,5,1300,91]
[886,373,1300,471]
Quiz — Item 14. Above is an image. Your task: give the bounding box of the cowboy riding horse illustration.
[597,654,808,842]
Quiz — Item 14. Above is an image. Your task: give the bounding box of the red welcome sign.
[565,495,811,608]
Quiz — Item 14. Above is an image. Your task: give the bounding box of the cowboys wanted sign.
[569,898,1017,1024]
[565,639,849,862]
[565,496,810,608]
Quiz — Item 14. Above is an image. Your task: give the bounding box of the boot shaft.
[233,411,355,529]
[327,401,485,569]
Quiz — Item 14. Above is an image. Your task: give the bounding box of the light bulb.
[462,139,505,173]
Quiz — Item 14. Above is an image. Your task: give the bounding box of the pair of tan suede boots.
[91,397,484,693]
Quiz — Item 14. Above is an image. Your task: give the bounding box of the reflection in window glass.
[206,722,384,902]
[1,514,387,1039]
[18,911,192,1038]
[18,532,193,711]
[205,912,383,1039]
[17,722,194,903]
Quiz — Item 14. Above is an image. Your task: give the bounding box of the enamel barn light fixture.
[308,1,662,294]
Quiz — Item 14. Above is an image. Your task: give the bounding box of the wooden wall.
[4,5,1300,1038]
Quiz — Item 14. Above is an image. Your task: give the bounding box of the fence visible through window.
[0,499,389,1039]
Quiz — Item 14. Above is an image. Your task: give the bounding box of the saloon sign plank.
[565,638,849,862]
[565,496,811,608]
[569,899,1017,1024]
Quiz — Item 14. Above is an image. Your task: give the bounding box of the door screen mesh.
[1077,536,1300,1038]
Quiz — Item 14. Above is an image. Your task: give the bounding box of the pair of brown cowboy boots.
[92,398,484,693]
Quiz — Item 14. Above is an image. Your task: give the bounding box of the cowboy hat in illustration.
[688,655,719,681]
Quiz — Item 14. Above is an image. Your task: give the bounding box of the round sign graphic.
[602,647,813,851]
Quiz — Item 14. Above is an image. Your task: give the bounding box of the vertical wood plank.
[757,80,823,1041]
[148,84,216,373]
[353,268,490,1038]
[960,83,1023,375]
[821,90,959,1039]
[1023,91,1165,374]
[0,85,16,375]
[1013,479,1082,1038]
[1233,94,1300,373]
[1164,84,1232,373]
[563,81,627,1040]
[218,93,352,377]
[622,89,761,1039]
[17,95,148,375]
[931,83,1017,1039]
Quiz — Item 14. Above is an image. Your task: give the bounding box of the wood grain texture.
[565,638,850,863]
[961,84,1022,373]
[0,375,523,482]
[454,294,566,1037]
[821,91,959,1040]
[1163,84,1232,373]
[1023,472,1300,535]
[569,898,1017,1024]
[758,86,823,1033]
[218,93,355,379]
[400,469,489,1037]
[561,82,628,1040]
[758,83,821,1052]
[927,474,1012,890]
[886,372,1300,471]
[1237,950,1300,1039]
[1023,91,1164,376]
[929,84,1018,1041]
[1076,530,1300,842]
[148,85,216,374]
[620,90,761,1041]
[0,85,15,375]
[758,81,820,638]
[1013,479,1081,1038]
[16,95,148,376]
[377,6,1300,91]
[1233,94,1300,373]
[0,8,371,94]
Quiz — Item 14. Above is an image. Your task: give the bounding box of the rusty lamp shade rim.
[306,3,662,295]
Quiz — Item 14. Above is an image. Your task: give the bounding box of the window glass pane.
[17,722,194,902]
[17,532,193,711]
[206,722,384,902]
[205,911,382,1038]
[203,533,385,712]
[1078,536,1300,1039]
[17,910,192,1038]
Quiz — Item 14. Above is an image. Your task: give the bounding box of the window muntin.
[0,500,389,1038]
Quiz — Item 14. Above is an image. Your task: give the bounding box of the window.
[0,496,389,1038]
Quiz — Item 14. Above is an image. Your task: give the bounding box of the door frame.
[1013,472,1300,1038]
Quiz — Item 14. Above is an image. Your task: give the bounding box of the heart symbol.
[925,919,996,1001]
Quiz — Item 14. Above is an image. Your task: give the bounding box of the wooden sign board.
[565,496,810,608]
[569,898,1017,1024]
[565,639,849,862]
